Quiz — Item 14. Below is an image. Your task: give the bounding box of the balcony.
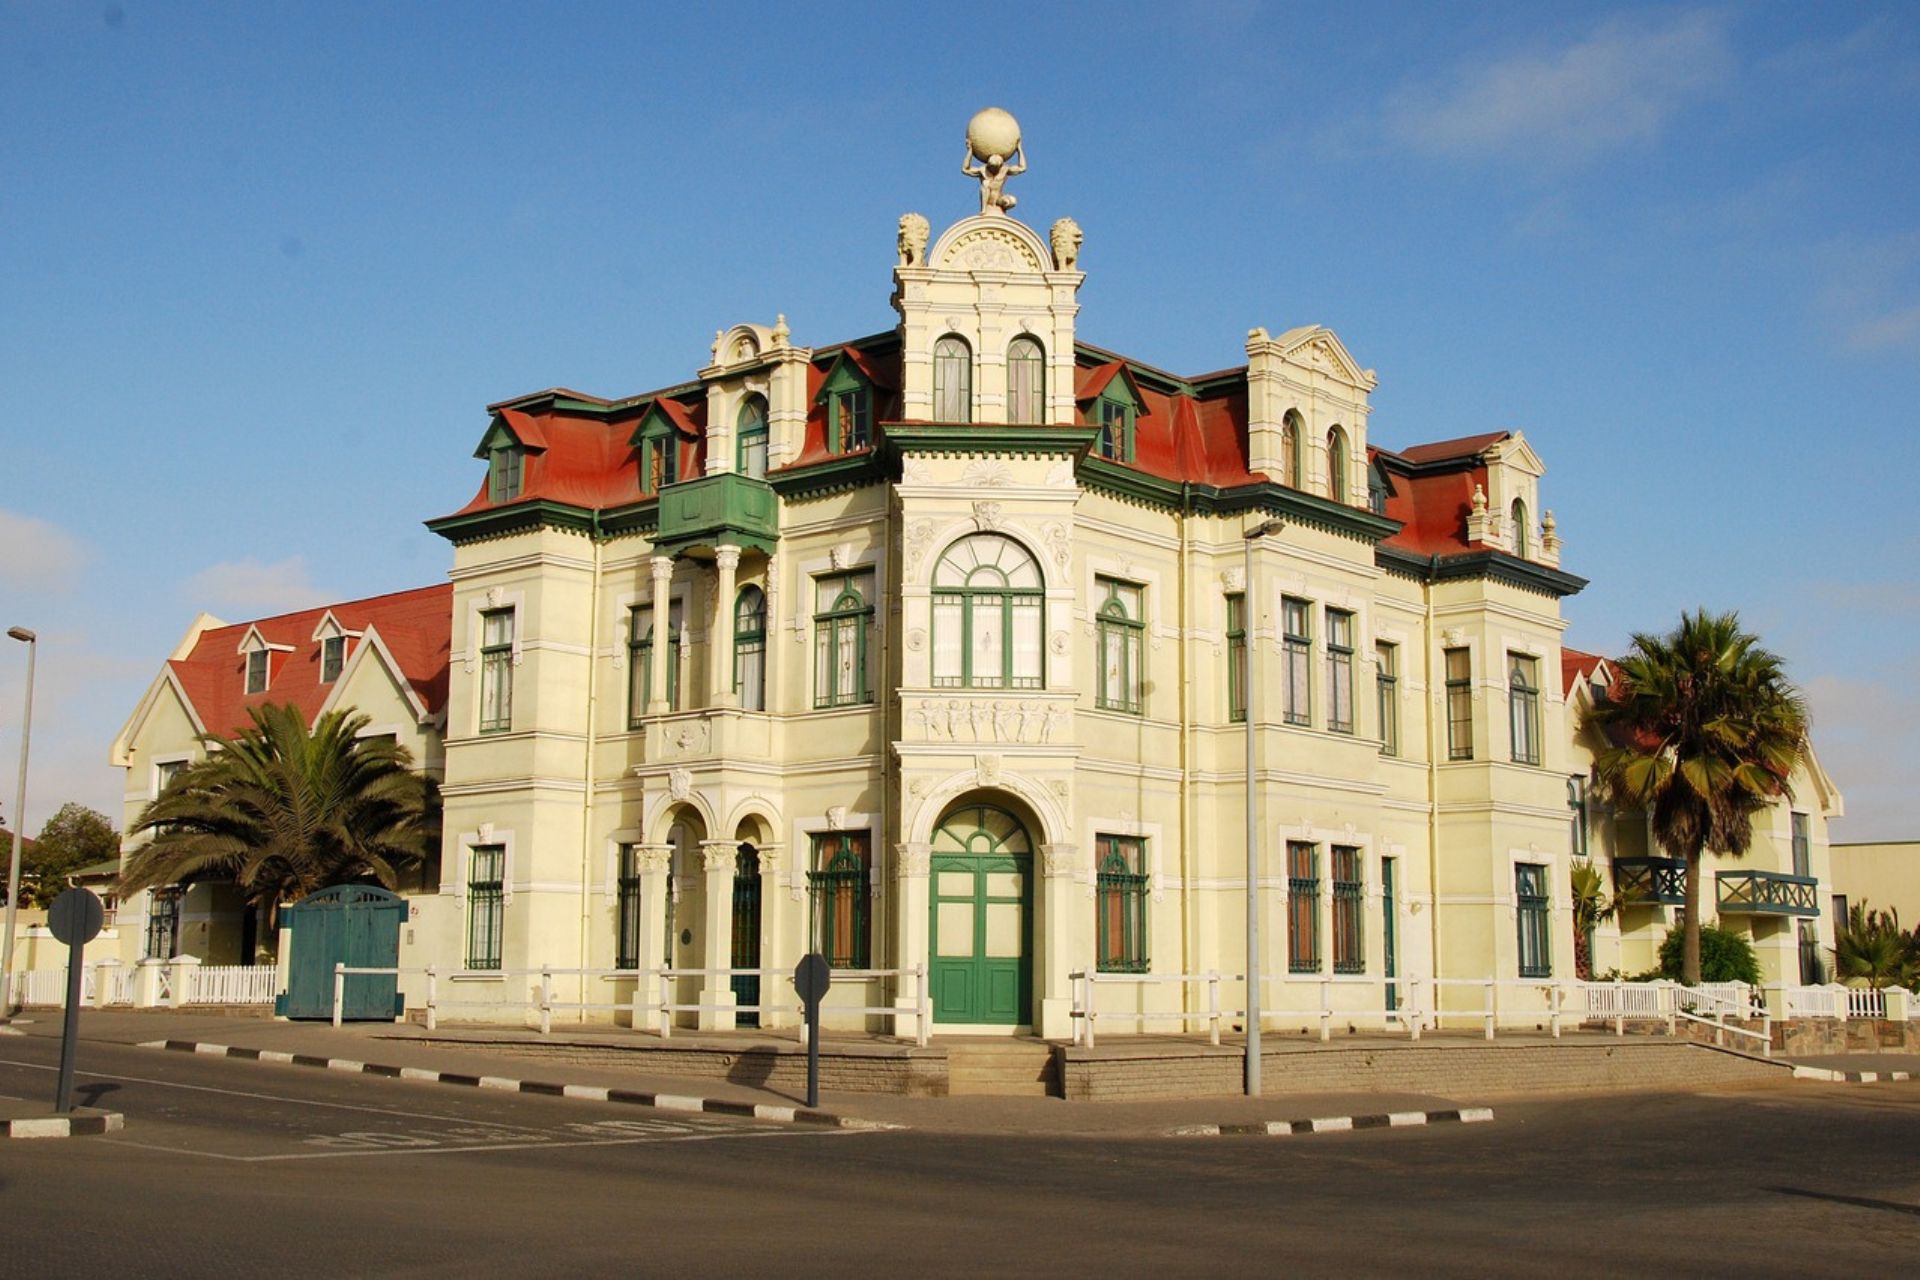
[1612,856,1686,907]
[1715,869,1819,917]
[653,472,777,557]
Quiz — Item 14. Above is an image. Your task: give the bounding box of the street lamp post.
[2,626,37,1019]
[1241,518,1284,1096]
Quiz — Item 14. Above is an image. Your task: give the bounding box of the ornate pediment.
[927,215,1052,274]
[1267,325,1377,391]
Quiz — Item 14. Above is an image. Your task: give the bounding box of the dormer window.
[1511,498,1530,558]
[1082,364,1144,464]
[1007,336,1045,422]
[488,445,524,502]
[817,352,876,453]
[321,634,346,683]
[933,335,973,423]
[246,648,269,694]
[737,396,769,479]
[1282,410,1304,488]
[1098,400,1130,460]
[638,416,678,494]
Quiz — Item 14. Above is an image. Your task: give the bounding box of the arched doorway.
[929,803,1033,1025]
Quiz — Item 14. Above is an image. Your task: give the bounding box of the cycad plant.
[1582,610,1808,985]
[119,704,439,920]
[1831,903,1918,990]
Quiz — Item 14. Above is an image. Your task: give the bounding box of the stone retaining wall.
[1772,1018,1920,1056]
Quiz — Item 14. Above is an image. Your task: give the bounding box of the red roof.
[168,584,452,736]
[1397,431,1509,464]
[1561,646,1610,696]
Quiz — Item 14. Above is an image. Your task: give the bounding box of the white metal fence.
[184,964,278,1005]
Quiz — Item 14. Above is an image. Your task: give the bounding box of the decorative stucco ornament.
[962,108,1026,216]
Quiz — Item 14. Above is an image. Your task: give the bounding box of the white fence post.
[1207,970,1221,1047]
[426,964,438,1031]
[658,967,673,1039]
[1409,978,1422,1041]
[916,962,931,1048]
[1085,974,1097,1049]
[1549,983,1562,1039]
[331,962,344,1029]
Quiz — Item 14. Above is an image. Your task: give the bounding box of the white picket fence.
[184,964,278,1005]
[6,961,278,1007]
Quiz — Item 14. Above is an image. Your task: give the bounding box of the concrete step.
[946,1041,1057,1097]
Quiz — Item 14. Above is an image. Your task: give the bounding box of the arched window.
[1095,578,1144,713]
[736,396,768,480]
[934,335,973,423]
[1511,498,1530,558]
[1326,425,1348,502]
[931,534,1043,689]
[1282,410,1304,489]
[1007,336,1045,422]
[734,585,766,711]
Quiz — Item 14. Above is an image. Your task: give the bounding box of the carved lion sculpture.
[897,212,931,267]
[1049,217,1082,271]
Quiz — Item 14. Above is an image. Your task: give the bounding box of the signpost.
[47,886,104,1113]
[793,952,831,1109]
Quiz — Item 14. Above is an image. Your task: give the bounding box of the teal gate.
[276,885,407,1020]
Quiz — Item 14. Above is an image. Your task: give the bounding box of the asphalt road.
[2,1035,1916,1277]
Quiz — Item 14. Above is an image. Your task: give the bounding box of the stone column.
[1037,842,1078,1040]
[630,844,672,1031]
[697,840,738,1031]
[647,555,674,715]
[892,841,932,1039]
[711,545,740,709]
[754,845,789,1027]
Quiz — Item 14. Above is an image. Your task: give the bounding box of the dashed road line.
[1169,1106,1494,1137]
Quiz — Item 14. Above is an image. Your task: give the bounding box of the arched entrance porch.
[929,802,1034,1026]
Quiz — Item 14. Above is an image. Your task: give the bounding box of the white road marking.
[99,1125,847,1164]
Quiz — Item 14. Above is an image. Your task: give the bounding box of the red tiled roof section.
[448,403,710,516]
[1397,431,1508,464]
[1561,646,1610,696]
[1379,465,1488,555]
[785,347,902,468]
[168,584,453,737]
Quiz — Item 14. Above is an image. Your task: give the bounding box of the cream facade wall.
[1830,841,1920,924]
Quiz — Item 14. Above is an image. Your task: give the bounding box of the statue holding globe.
[962,107,1026,216]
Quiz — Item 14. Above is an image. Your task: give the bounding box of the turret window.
[1008,336,1045,422]
[1511,498,1530,558]
[1283,410,1304,488]
[1326,426,1349,503]
[1508,653,1540,766]
[934,335,972,422]
[737,396,769,479]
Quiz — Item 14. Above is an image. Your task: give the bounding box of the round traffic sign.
[47,887,105,946]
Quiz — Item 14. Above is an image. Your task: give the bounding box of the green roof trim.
[767,451,887,500]
[1374,545,1587,598]
[426,499,598,545]
[1076,458,1400,543]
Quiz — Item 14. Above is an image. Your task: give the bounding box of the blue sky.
[1,1,1916,839]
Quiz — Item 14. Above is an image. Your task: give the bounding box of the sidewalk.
[9,1010,1492,1137]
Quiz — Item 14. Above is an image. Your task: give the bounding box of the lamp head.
[5,627,34,644]
[1244,518,1286,540]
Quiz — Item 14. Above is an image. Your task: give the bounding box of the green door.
[277,885,405,1020]
[929,805,1033,1025]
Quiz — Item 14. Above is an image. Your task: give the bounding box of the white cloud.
[0,509,88,590]
[1384,11,1733,166]
[180,556,333,616]
[1802,671,1920,843]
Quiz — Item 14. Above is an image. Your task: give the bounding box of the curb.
[137,1040,900,1130]
[1791,1065,1913,1083]
[1168,1106,1494,1137]
[1,1111,125,1139]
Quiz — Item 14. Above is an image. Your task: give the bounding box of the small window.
[1444,647,1473,760]
[1282,410,1304,488]
[814,571,875,708]
[1367,464,1390,515]
[467,845,505,970]
[245,648,269,695]
[488,446,524,503]
[1332,846,1364,974]
[641,422,678,493]
[1096,835,1149,973]
[1226,593,1247,723]
[615,845,643,970]
[1282,597,1311,727]
[1515,863,1550,978]
[144,887,182,961]
[1326,426,1348,503]
[1288,841,1320,973]
[1376,642,1399,756]
[629,602,684,724]
[321,634,346,684]
[933,335,972,423]
[835,385,871,452]
[1095,578,1145,714]
[1511,498,1530,559]
[1326,609,1355,734]
[735,586,767,712]
[1508,653,1540,766]
[1008,336,1045,422]
[1791,812,1810,878]
[808,832,870,968]
[1097,397,1131,462]
[1568,776,1589,857]
[737,397,769,479]
[479,609,514,734]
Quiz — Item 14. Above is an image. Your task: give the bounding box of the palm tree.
[1831,903,1917,990]
[1581,610,1808,986]
[1569,862,1616,981]
[119,704,439,920]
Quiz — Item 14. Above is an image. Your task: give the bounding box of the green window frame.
[1007,336,1045,422]
[640,421,678,494]
[818,357,874,453]
[1288,841,1320,973]
[1791,811,1810,878]
[488,445,523,503]
[1332,845,1364,974]
[734,586,767,712]
[1326,608,1355,734]
[245,647,269,695]
[1508,653,1540,766]
[1096,835,1149,973]
[1226,593,1247,723]
[1095,578,1145,714]
[478,609,514,734]
[1515,863,1550,978]
[320,634,346,684]
[933,334,972,423]
[1282,597,1311,727]
[1569,775,1589,857]
[1326,426,1348,503]
[813,571,874,708]
[143,887,181,961]
[629,603,682,725]
[1444,646,1473,760]
[1376,641,1399,756]
[1097,397,1131,462]
[737,396,769,479]
[467,844,505,970]
[808,832,870,969]
[931,534,1044,690]
[615,845,642,970]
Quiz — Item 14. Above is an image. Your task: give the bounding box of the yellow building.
[1830,841,1920,928]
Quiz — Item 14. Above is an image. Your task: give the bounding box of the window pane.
[932,595,964,686]
[969,594,1005,687]
[1011,596,1043,687]
[1008,337,1044,422]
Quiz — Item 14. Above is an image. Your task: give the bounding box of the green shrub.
[1657,922,1761,985]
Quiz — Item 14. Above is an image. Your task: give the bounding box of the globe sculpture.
[966,107,1022,162]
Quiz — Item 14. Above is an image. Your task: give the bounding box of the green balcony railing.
[1715,869,1819,917]
[1612,856,1687,906]
[654,472,778,556]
